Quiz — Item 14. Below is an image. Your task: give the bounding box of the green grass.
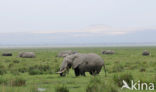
[0,47,156,92]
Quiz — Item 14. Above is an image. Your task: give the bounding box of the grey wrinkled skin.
[19,52,35,58]
[142,50,150,56]
[57,50,77,57]
[58,53,106,77]
[102,50,115,54]
[2,52,12,56]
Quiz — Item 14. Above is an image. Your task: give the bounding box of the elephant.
[57,50,77,57]
[19,52,35,58]
[102,50,115,54]
[142,50,150,56]
[2,52,12,56]
[57,53,106,77]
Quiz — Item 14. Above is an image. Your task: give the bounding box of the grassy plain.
[0,47,156,92]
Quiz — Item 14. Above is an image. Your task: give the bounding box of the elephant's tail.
[103,64,107,77]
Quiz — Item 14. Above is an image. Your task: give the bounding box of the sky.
[0,0,156,46]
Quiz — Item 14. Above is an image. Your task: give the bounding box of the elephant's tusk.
[56,68,66,74]
[56,71,62,74]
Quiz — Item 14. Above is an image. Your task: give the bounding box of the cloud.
[1,25,155,37]
[31,25,156,36]
[83,25,127,35]
[0,27,156,46]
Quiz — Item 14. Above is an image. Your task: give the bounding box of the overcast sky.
[0,0,156,46]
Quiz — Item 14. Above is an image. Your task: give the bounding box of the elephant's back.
[83,53,104,66]
[19,52,35,58]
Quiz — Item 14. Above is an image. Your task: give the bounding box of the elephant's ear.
[72,56,82,69]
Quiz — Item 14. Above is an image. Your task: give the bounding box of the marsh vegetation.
[0,47,155,92]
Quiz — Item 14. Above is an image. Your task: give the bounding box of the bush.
[10,69,20,75]
[8,63,14,68]
[29,68,41,75]
[13,60,20,63]
[113,73,133,87]
[111,63,124,73]
[4,59,11,62]
[30,87,38,92]
[55,85,69,92]
[54,63,60,72]
[140,68,146,72]
[9,77,26,86]
[86,77,118,92]
[127,64,138,70]
[0,64,7,75]
[28,64,52,75]
[0,77,7,85]
[18,67,28,73]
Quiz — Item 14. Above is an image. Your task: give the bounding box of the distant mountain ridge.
[0,30,156,46]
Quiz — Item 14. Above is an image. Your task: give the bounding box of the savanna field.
[0,47,156,92]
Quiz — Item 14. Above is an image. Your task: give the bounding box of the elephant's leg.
[79,69,86,76]
[95,69,101,75]
[80,72,86,76]
[89,71,93,75]
[89,69,95,75]
[89,67,102,76]
[91,69,96,75]
[74,67,80,76]
[95,67,102,75]
[93,71,99,75]
[90,69,99,76]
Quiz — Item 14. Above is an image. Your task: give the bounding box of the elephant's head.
[56,54,79,76]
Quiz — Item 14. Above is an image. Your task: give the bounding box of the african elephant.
[102,50,115,54]
[19,52,35,58]
[57,53,106,77]
[142,50,150,56]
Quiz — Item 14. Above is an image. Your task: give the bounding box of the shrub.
[10,69,20,75]
[111,63,124,73]
[140,68,146,72]
[8,63,14,68]
[55,85,69,92]
[30,86,38,92]
[13,60,20,63]
[127,64,138,70]
[0,64,7,75]
[0,77,7,85]
[18,67,28,73]
[10,77,26,86]
[86,77,118,92]
[4,59,11,62]
[28,64,52,75]
[54,63,60,72]
[29,68,41,75]
[113,73,133,87]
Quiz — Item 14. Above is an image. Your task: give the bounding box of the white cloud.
[1,25,155,36]
[83,25,127,35]
[32,25,156,36]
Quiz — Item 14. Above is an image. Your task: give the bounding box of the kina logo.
[121,80,155,91]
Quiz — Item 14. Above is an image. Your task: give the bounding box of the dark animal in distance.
[57,53,106,77]
[2,52,12,56]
